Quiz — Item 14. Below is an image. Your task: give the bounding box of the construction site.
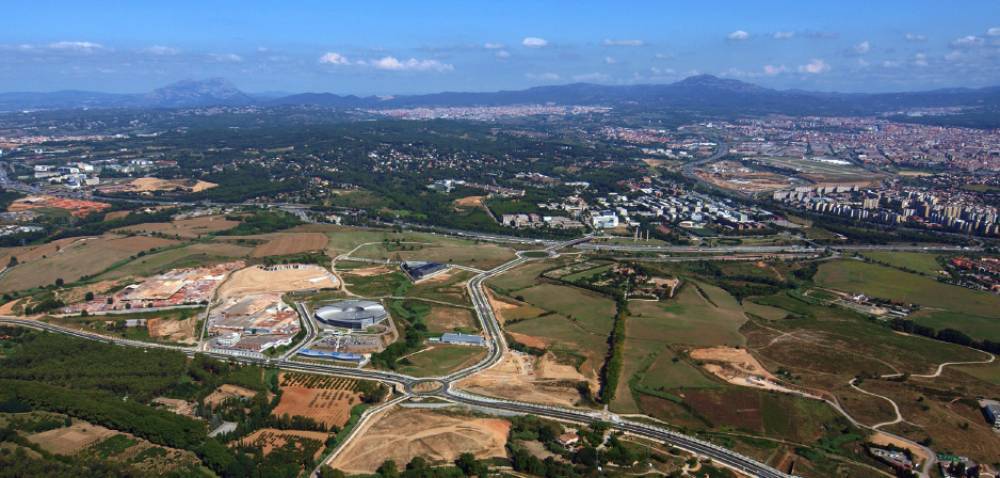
[61,261,245,314]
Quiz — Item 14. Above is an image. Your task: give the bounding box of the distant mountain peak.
[143,77,252,107]
[672,74,769,93]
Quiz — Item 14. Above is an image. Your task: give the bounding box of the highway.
[0,232,796,478]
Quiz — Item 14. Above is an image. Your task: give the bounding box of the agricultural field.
[95,241,252,280]
[859,251,945,275]
[406,268,474,306]
[815,260,999,339]
[116,215,238,238]
[627,282,747,347]
[351,239,516,270]
[329,407,509,475]
[224,231,329,257]
[321,226,517,269]
[0,235,179,292]
[457,351,591,407]
[272,373,365,429]
[424,304,477,333]
[397,345,486,377]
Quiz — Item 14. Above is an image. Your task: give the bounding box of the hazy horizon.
[1,0,998,96]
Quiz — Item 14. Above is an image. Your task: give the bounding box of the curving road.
[0,233,796,478]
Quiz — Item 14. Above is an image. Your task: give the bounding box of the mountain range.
[1,76,998,116]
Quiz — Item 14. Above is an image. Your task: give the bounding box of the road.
[0,232,796,478]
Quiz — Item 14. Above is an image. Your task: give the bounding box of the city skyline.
[1,0,998,95]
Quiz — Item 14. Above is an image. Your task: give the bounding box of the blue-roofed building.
[297,348,364,362]
[439,333,486,346]
[401,261,449,281]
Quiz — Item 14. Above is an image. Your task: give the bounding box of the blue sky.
[1,0,997,94]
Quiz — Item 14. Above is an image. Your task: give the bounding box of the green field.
[322,226,517,269]
[487,259,566,293]
[516,283,617,325]
[397,345,485,377]
[911,310,1000,342]
[859,251,944,275]
[506,313,610,378]
[628,282,747,348]
[815,260,999,318]
[343,271,411,297]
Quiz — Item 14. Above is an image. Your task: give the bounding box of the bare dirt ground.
[147,316,197,344]
[152,397,198,418]
[457,351,587,407]
[117,177,217,193]
[453,195,486,210]
[238,428,328,458]
[204,384,259,408]
[8,195,110,217]
[345,266,392,277]
[690,346,813,396]
[485,289,520,324]
[508,332,547,349]
[330,408,509,474]
[690,346,777,381]
[217,264,339,299]
[271,373,363,429]
[28,421,116,455]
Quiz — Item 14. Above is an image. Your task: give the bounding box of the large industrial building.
[314,300,388,329]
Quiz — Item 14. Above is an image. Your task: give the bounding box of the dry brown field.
[0,235,179,292]
[27,421,116,455]
[271,373,363,429]
[238,428,327,458]
[204,384,259,408]
[118,215,239,238]
[329,408,509,474]
[236,232,329,257]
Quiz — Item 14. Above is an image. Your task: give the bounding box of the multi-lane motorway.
[0,233,795,478]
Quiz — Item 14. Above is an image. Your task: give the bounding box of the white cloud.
[604,56,617,64]
[650,67,675,76]
[370,56,453,72]
[913,53,928,67]
[882,60,901,68]
[653,52,674,60]
[988,27,1000,37]
[318,52,350,65]
[798,58,830,74]
[209,53,243,63]
[144,45,179,55]
[773,31,795,40]
[762,64,787,76]
[526,72,560,81]
[904,33,927,42]
[950,35,984,48]
[495,50,510,59]
[944,50,963,62]
[484,42,504,49]
[853,40,871,54]
[603,39,644,47]
[727,30,750,41]
[573,72,610,82]
[48,41,104,52]
[522,37,548,48]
